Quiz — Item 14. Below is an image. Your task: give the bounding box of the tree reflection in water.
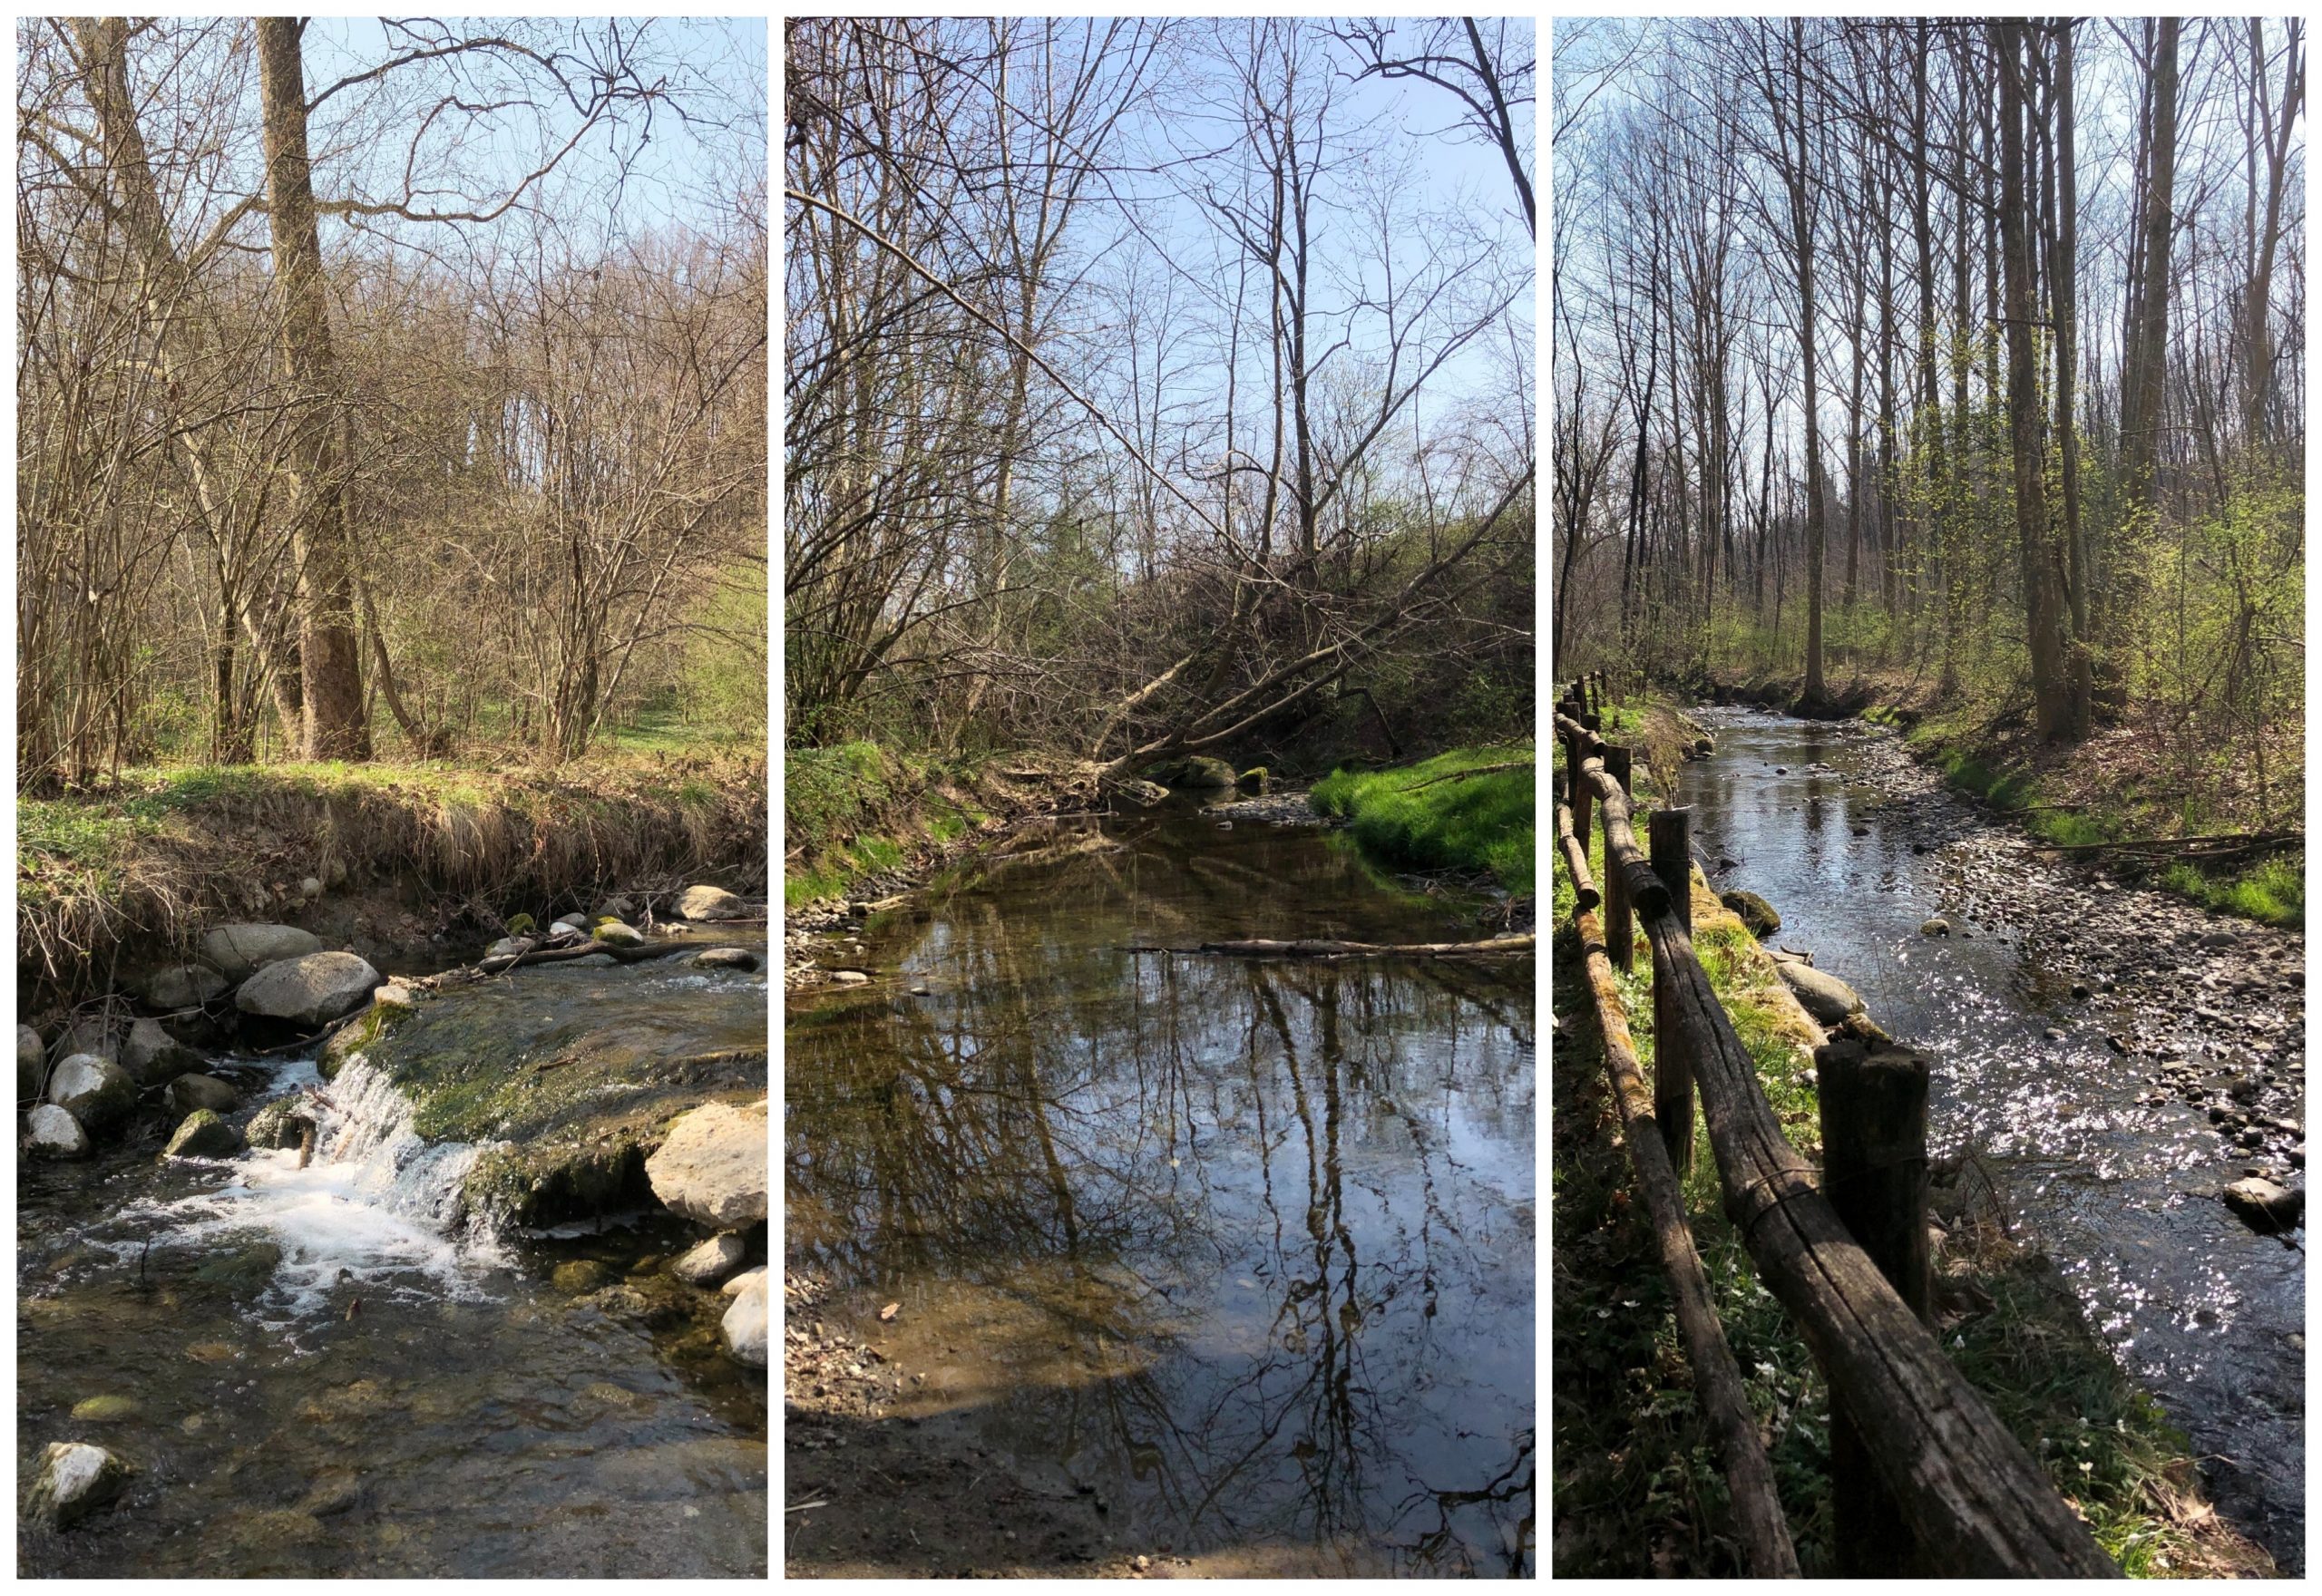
[787,813,1535,1574]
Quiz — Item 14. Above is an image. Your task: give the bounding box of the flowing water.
[786,809,1537,1576]
[18,950,769,1577]
[1677,706,2303,1566]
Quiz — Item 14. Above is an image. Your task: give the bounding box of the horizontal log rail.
[1555,682,2119,1578]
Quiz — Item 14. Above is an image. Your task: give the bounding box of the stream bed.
[785,807,1536,1576]
[1678,706,2304,1569]
[18,949,769,1578]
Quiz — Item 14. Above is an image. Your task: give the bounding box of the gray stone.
[140,964,229,1011]
[646,1099,768,1229]
[671,1231,748,1286]
[18,1025,45,1100]
[164,1109,243,1160]
[24,1441,132,1529]
[678,884,749,921]
[1720,890,1781,938]
[166,1075,239,1115]
[200,923,325,983]
[247,1097,314,1152]
[122,1017,204,1087]
[2224,1177,2303,1233]
[721,1267,767,1367]
[298,876,323,901]
[828,969,870,987]
[1921,918,1951,937]
[1774,961,1867,1026]
[45,1055,137,1134]
[593,895,636,921]
[694,948,760,972]
[24,1105,89,1159]
[552,913,591,932]
[235,952,382,1027]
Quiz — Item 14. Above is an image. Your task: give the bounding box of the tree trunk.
[2121,19,2180,521]
[257,17,371,761]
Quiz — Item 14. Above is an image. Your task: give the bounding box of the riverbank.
[1702,669,2301,927]
[1310,744,1536,897]
[1548,758,2278,1577]
[19,754,767,1008]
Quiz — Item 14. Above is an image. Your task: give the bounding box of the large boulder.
[677,884,749,921]
[646,1100,768,1229]
[1720,890,1781,939]
[200,924,325,983]
[721,1267,768,1367]
[24,1441,132,1529]
[166,1075,239,1115]
[164,1109,243,1160]
[671,1231,748,1287]
[24,1105,90,1160]
[236,952,382,1027]
[18,1025,45,1101]
[45,1056,136,1134]
[139,964,230,1011]
[121,1018,204,1087]
[1775,960,1867,1026]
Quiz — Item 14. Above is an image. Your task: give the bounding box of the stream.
[785,806,1536,1576]
[1677,706,2304,1569]
[18,948,769,1577]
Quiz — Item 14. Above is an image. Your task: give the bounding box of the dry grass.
[19,754,766,995]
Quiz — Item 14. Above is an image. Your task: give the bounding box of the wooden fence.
[1555,676,2119,1579]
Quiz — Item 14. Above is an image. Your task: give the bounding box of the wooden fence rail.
[1555,683,2119,1579]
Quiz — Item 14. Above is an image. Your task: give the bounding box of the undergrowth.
[783,741,995,907]
[1310,744,1535,894]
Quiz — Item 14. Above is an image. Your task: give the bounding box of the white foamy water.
[112,1058,509,1319]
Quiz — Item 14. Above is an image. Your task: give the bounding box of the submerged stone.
[24,1441,132,1529]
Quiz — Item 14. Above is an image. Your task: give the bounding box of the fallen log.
[1168,935,1534,959]
[478,939,742,976]
[1573,900,1800,1578]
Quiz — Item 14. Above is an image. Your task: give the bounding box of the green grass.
[781,741,992,907]
[1310,744,1535,894]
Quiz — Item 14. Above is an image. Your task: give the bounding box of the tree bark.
[258,17,371,761]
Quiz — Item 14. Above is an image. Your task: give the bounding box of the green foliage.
[678,560,769,735]
[1310,745,1535,894]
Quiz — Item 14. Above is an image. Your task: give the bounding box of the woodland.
[1553,18,2303,844]
[17,17,768,787]
[785,17,1537,787]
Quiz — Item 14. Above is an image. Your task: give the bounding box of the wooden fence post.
[1602,744,1634,971]
[1573,712,1599,846]
[1820,1036,1934,1576]
[1648,806,1695,1173]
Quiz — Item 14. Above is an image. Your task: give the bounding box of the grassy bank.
[19,753,766,993]
[1547,789,2269,1578]
[1310,745,1535,895]
[783,742,1071,908]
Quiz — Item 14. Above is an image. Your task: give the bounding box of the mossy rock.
[317,998,415,1082]
[1720,890,1781,939]
[1146,754,1236,790]
[69,1394,140,1423]
[468,1139,651,1229]
[163,1109,244,1160]
[247,1096,314,1151]
[1236,766,1269,793]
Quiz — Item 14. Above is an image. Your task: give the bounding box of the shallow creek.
[1678,706,2303,1568]
[18,951,768,1577]
[786,809,1537,1575]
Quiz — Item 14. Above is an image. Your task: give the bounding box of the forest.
[18,17,767,786]
[1554,18,2302,864]
[785,17,1536,792]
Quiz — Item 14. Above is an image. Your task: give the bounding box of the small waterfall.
[124,1058,508,1319]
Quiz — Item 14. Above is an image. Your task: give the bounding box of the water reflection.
[787,814,1535,1575]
